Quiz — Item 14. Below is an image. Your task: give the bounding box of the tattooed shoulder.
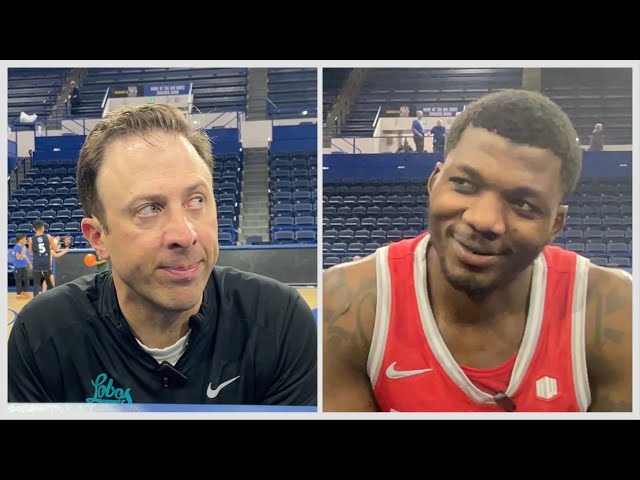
[586,265,632,352]
[323,256,378,365]
[585,264,632,412]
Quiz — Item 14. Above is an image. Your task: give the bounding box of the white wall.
[6,129,36,157]
[192,112,241,129]
[271,118,317,127]
[330,137,379,154]
[7,113,318,157]
[53,113,243,137]
[241,118,318,148]
[242,120,271,148]
[329,135,433,154]
[587,144,632,151]
[59,119,101,136]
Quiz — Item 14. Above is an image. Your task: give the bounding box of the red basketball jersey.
[367,233,591,412]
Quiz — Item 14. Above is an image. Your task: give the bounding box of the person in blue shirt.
[412,110,425,152]
[13,233,32,299]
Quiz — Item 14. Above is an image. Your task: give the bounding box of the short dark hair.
[32,219,45,230]
[15,233,25,242]
[445,89,582,198]
[76,103,214,233]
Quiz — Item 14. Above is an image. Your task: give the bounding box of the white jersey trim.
[414,234,547,404]
[572,255,591,412]
[367,245,393,388]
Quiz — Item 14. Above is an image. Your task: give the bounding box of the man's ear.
[81,217,110,260]
[427,162,444,196]
[549,204,568,243]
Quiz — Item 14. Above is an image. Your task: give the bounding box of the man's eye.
[449,177,475,192]
[137,204,161,216]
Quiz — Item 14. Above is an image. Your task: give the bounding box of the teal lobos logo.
[86,373,133,403]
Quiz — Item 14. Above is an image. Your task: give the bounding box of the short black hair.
[445,89,583,198]
[32,219,45,230]
[15,233,25,242]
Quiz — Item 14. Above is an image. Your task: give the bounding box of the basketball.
[84,254,97,267]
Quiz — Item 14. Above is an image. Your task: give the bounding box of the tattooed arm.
[323,256,380,412]
[585,265,632,412]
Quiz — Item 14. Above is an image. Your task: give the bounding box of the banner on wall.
[416,104,466,117]
[104,83,194,117]
[383,103,466,117]
[108,83,192,98]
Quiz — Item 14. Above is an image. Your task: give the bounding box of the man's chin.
[152,292,202,314]
[441,261,503,300]
[446,275,496,301]
[150,278,208,312]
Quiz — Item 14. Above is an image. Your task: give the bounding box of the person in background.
[28,220,57,296]
[69,81,81,115]
[431,119,447,155]
[588,123,604,151]
[42,235,72,292]
[13,234,32,300]
[412,110,425,153]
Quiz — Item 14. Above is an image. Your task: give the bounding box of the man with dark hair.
[430,119,446,155]
[323,89,631,412]
[28,219,58,297]
[41,235,72,293]
[9,103,317,406]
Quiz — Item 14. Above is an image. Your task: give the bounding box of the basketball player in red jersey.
[323,89,632,412]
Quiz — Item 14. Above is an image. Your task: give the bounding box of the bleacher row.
[336,68,523,138]
[8,67,318,123]
[322,179,633,269]
[8,68,69,122]
[322,69,351,123]
[211,154,243,244]
[76,68,249,118]
[542,68,632,145]
[325,68,632,145]
[268,151,318,244]
[7,152,244,248]
[268,68,317,119]
[265,123,318,245]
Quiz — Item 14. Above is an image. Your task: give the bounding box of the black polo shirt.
[8,266,317,405]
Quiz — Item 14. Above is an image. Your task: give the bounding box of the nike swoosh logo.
[207,375,240,399]
[386,362,433,379]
